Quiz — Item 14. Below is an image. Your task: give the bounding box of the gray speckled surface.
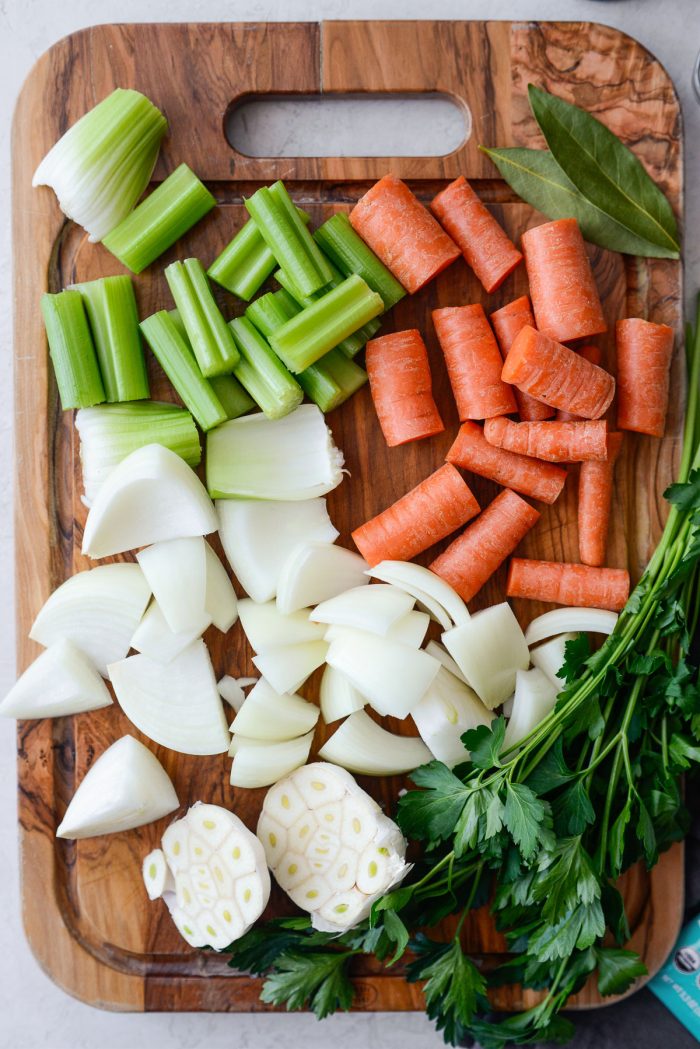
[2,1,700,1046]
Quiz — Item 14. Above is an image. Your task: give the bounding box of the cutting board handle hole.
[226,93,470,158]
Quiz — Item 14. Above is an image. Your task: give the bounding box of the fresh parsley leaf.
[381,909,410,965]
[636,799,657,866]
[504,782,547,861]
[397,761,471,843]
[528,900,604,962]
[226,917,314,975]
[665,468,700,511]
[669,733,700,769]
[608,793,632,875]
[552,780,595,836]
[596,947,647,996]
[406,934,488,1045]
[260,950,355,1019]
[454,788,490,855]
[463,716,506,768]
[525,738,575,795]
[533,838,600,924]
[559,634,591,684]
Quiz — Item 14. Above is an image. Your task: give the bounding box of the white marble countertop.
[1,1,699,1046]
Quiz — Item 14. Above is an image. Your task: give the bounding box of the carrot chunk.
[578,432,624,567]
[351,463,480,566]
[522,218,607,342]
[430,176,522,293]
[430,489,540,602]
[433,304,517,421]
[556,346,603,422]
[503,325,615,419]
[490,296,554,421]
[484,417,608,462]
[507,559,630,611]
[349,175,460,294]
[616,318,675,437]
[447,421,567,504]
[365,329,444,447]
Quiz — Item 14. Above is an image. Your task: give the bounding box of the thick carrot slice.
[578,431,624,567]
[351,463,480,566]
[429,489,540,602]
[503,325,615,419]
[556,346,603,422]
[349,175,460,294]
[430,176,522,293]
[522,218,607,342]
[365,329,444,447]
[447,421,567,504]
[616,318,675,437]
[433,304,517,421]
[507,559,630,611]
[490,296,553,422]
[484,417,608,462]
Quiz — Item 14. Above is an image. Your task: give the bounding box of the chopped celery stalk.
[245,181,332,298]
[274,267,381,358]
[33,88,168,243]
[314,212,406,310]
[316,349,368,406]
[209,375,255,419]
[335,316,382,359]
[164,258,239,377]
[140,310,227,431]
[296,361,343,413]
[229,316,303,420]
[41,290,105,410]
[102,163,216,273]
[206,404,344,500]
[75,401,201,505]
[70,275,149,402]
[269,275,383,373]
[245,288,300,336]
[208,207,310,301]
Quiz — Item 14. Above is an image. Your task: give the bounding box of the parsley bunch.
[227,298,700,1046]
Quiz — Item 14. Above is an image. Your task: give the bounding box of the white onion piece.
[230,732,314,788]
[30,563,150,677]
[216,498,338,604]
[131,601,209,664]
[136,537,207,634]
[524,608,618,646]
[259,762,409,932]
[238,600,326,652]
[503,668,558,750]
[218,675,247,712]
[502,695,514,718]
[326,630,439,719]
[82,443,217,559]
[252,641,328,694]
[0,639,112,719]
[386,611,430,648]
[320,664,367,724]
[412,668,492,768]
[204,542,238,632]
[319,711,431,775]
[230,678,319,741]
[443,603,529,709]
[236,677,258,688]
[368,560,470,628]
[310,585,414,635]
[228,734,271,757]
[424,641,471,686]
[276,542,369,615]
[57,735,179,839]
[108,641,230,755]
[157,802,271,949]
[142,848,175,900]
[529,633,575,689]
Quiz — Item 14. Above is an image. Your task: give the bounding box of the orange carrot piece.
[447,421,567,504]
[507,558,630,611]
[365,329,444,447]
[430,176,522,293]
[429,489,540,602]
[522,218,607,342]
[349,175,460,294]
[484,417,608,462]
[503,325,615,419]
[616,318,675,437]
[556,346,603,422]
[490,296,554,422]
[351,463,480,566]
[433,304,517,421]
[578,431,624,567]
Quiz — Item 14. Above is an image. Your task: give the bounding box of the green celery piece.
[229,316,303,419]
[208,208,311,301]
[40,290,105,410]
[295,362,342,413]
[274,266,381,357]
[269,274,383,373]
[71,275,149,402]
[102,163,216,273]
[140,309,227,431]
[318,348,368,402]
[245,288,301,337]
[245,182,331,298]
[209,375,255,419]
[313,212,406,310]
[164,258,239,377]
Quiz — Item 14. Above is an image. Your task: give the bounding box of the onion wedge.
[204,542,238,631]
[367,560,470,628]
[136,537,207,634]
[326,630,439,718]
[238,600,326,652]
[1,639,112,719]
[503,668,558,750]
[318,711,431,775]
[310,584,414,635]
[57,735,179,839]
[529,633,575,689]
[131,600,209,664]
[229,678,319,740]
[218,675,249,713]
[82,443,217,559]
[276,542,369,615]
[424,640,471,686]
[319,664,367,724]
[252,641,328,694]
[412,668,492,768]
[524,608,618,646]
[230,732,314,788]
[443,603,529,709]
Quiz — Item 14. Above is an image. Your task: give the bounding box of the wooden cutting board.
[12,20,684,1014]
